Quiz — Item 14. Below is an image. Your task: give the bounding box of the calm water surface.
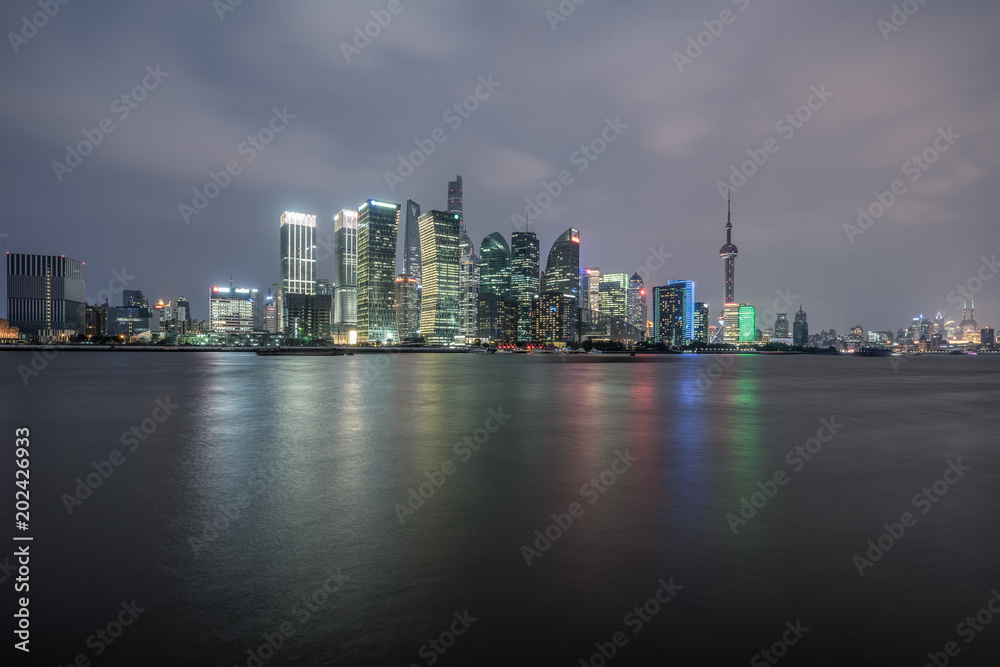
[3,352,999,665]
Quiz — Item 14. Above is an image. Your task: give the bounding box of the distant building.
[395,274,420,341]
[738,304,756,343]
[599,273,629,322]
[280,211,317,296]
[357,199,401,343]
[774,313,789,338]
[418,210,461,344]
[723,303,740,344]
[532,291,577,344]
[478,232,512,340]
[0,317,21,340]
[583,268,601,320]
[6,253,86,338]
[959,300,979,342]
[478,293,518,343]
[793,306,809,346]
[542,228,581,342]
[982,327,995,346]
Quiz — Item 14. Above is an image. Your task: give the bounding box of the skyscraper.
[693,301,709,343]
[584,267,601,317]
[960,299,980,342]
[652,286,670,343]
[333,209,358,325]
[653,281,694,345]
[478,232,514,340]
[511,231,539,342]
[774,313,790,338]
[719,187,739,306]
[395,273,420,341]
[738,304,756,343]
[357,199,401,343]
[669,280,695,343]
[209,285,256,333]
[599,273,629,322]
[418,210,461,344]
[280,211,317,296]
[723,303,741,344]
[458,231,479,340]
[403,200,422,282]
[627,273,646,329]
[6,253,86,337]
[448,175,463,215]
[793,306,809,346]
[543,228,581,342]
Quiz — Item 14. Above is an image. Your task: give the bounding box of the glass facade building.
[511,231,539,342]
[395,273,420,341]
[627,273,645,329]
[333,209,358,325]
[280,212,316,296]
[418,210,461,344]
[599,272,628,322]
[209,286,257,333]
[6,253,86,336]
[357,199,401,343]
[738,304,756,343]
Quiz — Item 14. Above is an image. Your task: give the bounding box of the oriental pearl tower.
[719,186,739,314]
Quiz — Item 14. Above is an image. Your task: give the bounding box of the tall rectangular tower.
[280,211,317,295]
[418,210,461,344]
[511,231,539,342]
[357,199,401,343]
[6,253,86,336]
[333,209,358,324]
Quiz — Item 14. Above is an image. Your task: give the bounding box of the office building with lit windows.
[6,253,86,337]
[627,274,646,329]
[333,208,358,325]
[280,211,316,296]
[418,210,461,344]
[511,231,539,342]
[395,273,420,341]
[599,273,628,322]
[209,286,257,333]
[357,199,401,343]
[694,301,710,343]
[738,304,756,343]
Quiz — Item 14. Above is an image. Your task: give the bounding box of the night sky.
[2,0,997,333]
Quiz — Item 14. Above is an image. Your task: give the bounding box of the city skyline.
[2,2,996,336]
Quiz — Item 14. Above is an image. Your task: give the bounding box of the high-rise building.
[280,212,317,296]
[653,282,694,345]
[357,199,401,343]
[982,327,995,346]
[738,304,756,343]
[719,188,739,309]
[532,291,577,344]
[176,296,192,321]
[511,231,539,342]
[395,273,420,341]
[543,228,581,342]
[458,231,479,340]
[418,210,461,344]
[478,232,513,340]
[960,300,980,342]
[6,253,86,337]
[209,285,257,333]
[448,175,463,216]
[793,306,809,346]
[693,301,710,344]
[774,313,790,338]
[723,303,740,344]
[584,268,601,317]
[403,200,422,282]
[333,209,359,325]
[627,274,646,329]
[598,273,628,322]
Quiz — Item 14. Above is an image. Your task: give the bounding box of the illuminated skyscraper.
[395,273,420,341]
[627,274,646,329]
[448,175,463,216]
[693,301,709,344]
[960,299,980,342]
[543,228,581,342]
[478,232,514,340]
[403,200,422,282]
[280,211,316,295]
[738,304,756,343]
[357,199,401,343]
[333,209,358,325]
[584,267,601,317]
[6,253,86,337]
[209,285,257,333]
[793,306,809,346]
[653,281,694,345]
[418,210,461,344]
[511,231,539,342]
[599,273,629,321]
[774,313,789,338]
[723,303,740,344]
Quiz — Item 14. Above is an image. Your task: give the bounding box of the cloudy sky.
[2,0,997,333]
